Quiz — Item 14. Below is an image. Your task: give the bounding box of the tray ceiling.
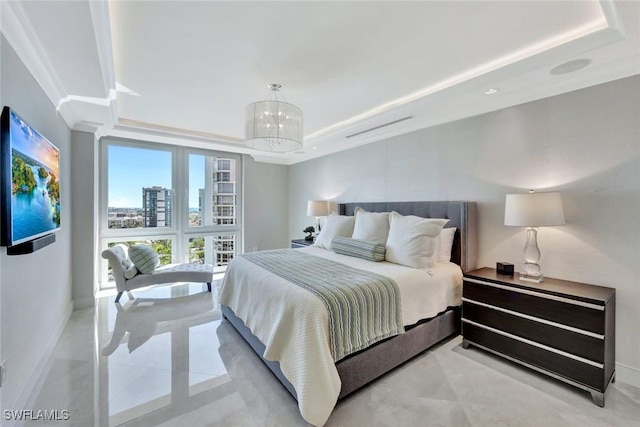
[2,0,638,164]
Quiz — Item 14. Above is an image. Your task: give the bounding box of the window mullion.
[174,147,185,263]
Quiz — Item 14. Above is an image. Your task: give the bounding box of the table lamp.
[504,191,565,283]
[307,200,329,233]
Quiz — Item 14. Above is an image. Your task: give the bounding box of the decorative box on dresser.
[462,267,615,407]
[290,239,314,248]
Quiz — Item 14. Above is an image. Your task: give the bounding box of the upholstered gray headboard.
[339,201,478,273]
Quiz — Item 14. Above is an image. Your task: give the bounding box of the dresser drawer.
[463,279,605,334]
[462,300,604,363]
[463,322,607,391]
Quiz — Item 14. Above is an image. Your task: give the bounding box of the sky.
[10,109,60,176]
[108,146,204,208]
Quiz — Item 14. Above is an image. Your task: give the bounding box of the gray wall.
[71,130,98,308]
[243,155,290,251]
[0,36,73,410]
[289,75,640,385]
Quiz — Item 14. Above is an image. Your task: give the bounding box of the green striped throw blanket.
[241,249,404,361]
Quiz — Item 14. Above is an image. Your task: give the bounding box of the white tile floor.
[20,282,640,426]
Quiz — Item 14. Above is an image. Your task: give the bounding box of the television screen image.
[1,106,60,247]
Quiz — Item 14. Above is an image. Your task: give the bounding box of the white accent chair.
[102,244,214,303]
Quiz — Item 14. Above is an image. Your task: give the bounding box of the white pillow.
[351,207,390,245]
[385,212,449,269]
[313,212,356,250]
[437,227,457,263]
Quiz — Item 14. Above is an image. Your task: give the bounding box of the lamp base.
[519,273,544,283]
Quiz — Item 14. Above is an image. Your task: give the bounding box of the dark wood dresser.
[462,267,615,406]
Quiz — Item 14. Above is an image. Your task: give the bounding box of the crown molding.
[600,0,625,37]
[250,154,290,165]
[110,122,241,151]
[1,0,69,121]
[1,0,116,133]
[107,122,292,165]
[88,0,117,127]
[73,120,112,140]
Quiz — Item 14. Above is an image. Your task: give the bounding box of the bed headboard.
[339,201,478,273]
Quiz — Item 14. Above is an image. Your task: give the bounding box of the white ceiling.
[2,1,639,164]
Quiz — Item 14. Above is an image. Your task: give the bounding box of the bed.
[220,201,477,425]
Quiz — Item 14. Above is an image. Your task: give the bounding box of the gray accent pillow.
[128,244,160,274]
[331,237,386,262]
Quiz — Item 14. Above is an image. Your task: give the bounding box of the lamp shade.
[504,192,565,227]
[307,200,329,217]
[245,84,303,153]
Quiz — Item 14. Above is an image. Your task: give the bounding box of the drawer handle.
[462,298,605,339]
[464,278,604,311]
[463,319,604,369]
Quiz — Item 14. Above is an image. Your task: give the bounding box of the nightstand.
[291,239,314,248]
[462,267,615,407]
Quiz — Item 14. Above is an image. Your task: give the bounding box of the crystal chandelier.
[245,83,303,152]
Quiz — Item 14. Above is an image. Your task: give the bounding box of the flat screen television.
[1,106,61,247]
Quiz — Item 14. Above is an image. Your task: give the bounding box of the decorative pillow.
[124,266,139,279]
[437,227,457,263]
[313,212,356,249]
[128,244,160,274]
[385,212,449,269]
[351,207,390,245]
[331,237,386,262]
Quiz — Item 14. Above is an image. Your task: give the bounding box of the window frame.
[99,138,243,290]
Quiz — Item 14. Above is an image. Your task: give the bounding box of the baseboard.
[616,362,640,389]
[4,300,73,427]
[73,296,95,310]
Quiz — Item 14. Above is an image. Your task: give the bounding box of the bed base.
[220,201,475,403]
[221,304,461,400]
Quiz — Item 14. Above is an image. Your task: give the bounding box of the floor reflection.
[96,283,234,427]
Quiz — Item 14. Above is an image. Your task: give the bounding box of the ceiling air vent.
[345,116,414,139]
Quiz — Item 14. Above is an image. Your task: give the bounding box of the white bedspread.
[218,247,462,426]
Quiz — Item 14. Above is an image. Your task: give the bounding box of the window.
[217,159,231,170]
[214,195,235,205]
[214,171,231,182]
[107,145,172,230]
[100,140,242,289]
[215,182,235,195]
[187,233,239,269]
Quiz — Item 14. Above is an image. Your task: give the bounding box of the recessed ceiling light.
[312,146,318,150]
[484,88,499,95]
[550,58,591,75]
